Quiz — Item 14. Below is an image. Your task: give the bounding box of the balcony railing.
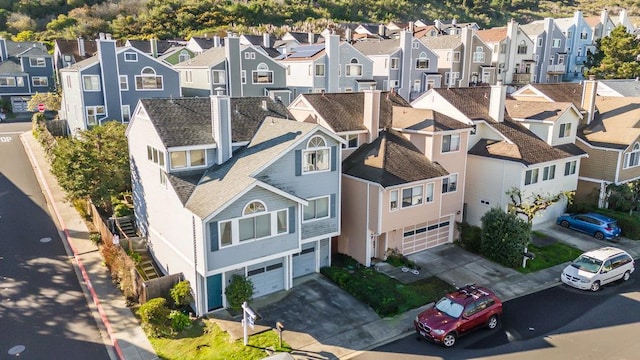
[547,64,566,73]
[512,73,532,84]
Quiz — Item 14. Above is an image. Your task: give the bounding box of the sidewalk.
[20,132,158,360]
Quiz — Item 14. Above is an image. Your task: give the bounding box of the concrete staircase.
[115,218,161,281]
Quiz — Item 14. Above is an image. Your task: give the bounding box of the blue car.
[556,213,621,241]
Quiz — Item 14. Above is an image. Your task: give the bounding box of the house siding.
[576,141,619,182]
[339,176,372,265]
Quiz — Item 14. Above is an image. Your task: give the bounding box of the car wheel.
[442,333,457,347]
[487,315,499,329]
[594,232,604,241]
[590,281,601,292]
[623,271,631,281]
[560,220,570,228]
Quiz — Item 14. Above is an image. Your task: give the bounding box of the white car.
[562,247,635,291]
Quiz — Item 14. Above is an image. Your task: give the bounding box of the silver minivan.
[562,247,635,291]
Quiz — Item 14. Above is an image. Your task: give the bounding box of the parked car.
[414,284,502,347]
[561,246,635,292]
[556,212,621,240]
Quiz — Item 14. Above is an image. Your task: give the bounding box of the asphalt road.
[353,269,640,359]
[0,122,110,359]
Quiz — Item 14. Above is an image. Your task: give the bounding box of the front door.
[207,274,223,311]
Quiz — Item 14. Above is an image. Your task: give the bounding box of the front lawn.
[150,319,291,360]
[320,254,454,317]
[519,241,582,274]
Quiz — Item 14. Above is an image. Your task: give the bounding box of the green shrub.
[124,249,142,264]
[138,298,172,338]
[456,222,482,253]
[480,208,531,268]
[384,248,419,269]
[89,232,102,246]
[170,280,194,309]
[224,275,253,311]
[169,310,191,332]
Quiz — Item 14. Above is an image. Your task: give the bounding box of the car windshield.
[435,297,464,318]
[571,255,603,273]
[608,222,618,229]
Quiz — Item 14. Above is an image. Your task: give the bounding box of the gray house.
[521,18,568,84]
[58,34,180,133]
[174,36,290,104]
[0,38,55,112]
[126,94,343,314]
[353,30,441,101]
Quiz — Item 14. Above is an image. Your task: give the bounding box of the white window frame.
[217,202,288,248]
[252,63,273,84]
[537,38,543,47]
[525,168,539,185]
[441,133,460,153]
[390,190,398,211]
[442,174,458,193]
[624,143,640,169]
[315,63,325,77]
[473,46,485,63]
[302,135,330,174]
[416,52,429,69]
[29,57,46,67]
[122,105,131,123]
[241,70,246,84]
[170,149,207,170]
[212,70,226,84]
[564,160,577,175]
[135,67,163,90]
[0,76,16,87]
[303,196,330,222]
[552,38,561,48]
[146,145,166,167]
[517,40,527,54]
[543,165,556,181]
[119,75,128,90]
[425,183,434,202]
[341,134,358,149]
[401,185,423,208]
[345,58,363,77]
[178,50,190,62]
[185,70,193,83]
[124,52,138,62]
[559,123,571,138]
[86,105,105,126]
[390,57,399,69]
[412,41,419,49]
[83,75,101,91]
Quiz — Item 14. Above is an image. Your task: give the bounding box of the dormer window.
[559,123,571,138]
[178,50,190,63]
[624,143,640,168]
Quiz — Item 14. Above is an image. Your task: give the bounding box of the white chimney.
[213,35,221,47]
[211,93,233,164]
[263,33,270,48]
[77,38,85,56]
[581,75,598,125]
[308,32,315,44]
[363,90,382,141]
[489,81,506,122]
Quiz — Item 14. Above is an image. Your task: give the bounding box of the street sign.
[37,103,45,112]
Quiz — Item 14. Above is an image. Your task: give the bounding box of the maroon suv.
[414,284,503,347]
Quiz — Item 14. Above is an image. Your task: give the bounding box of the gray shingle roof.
[140,96,292,148]
[351,39,400,55]
[299,91,411,132]
[342,129,449,187]
[599,79,640,97]
[54,39,98,62]
[434,87,492,120]
[185,117,321,218]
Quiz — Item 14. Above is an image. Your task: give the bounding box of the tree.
[506,187,574,224]
[27,92,61,112]
[50,122,131,214]
[480,207,531,268]
[606,181,640,215]
[585,25,640,79]
[224,275,253,311]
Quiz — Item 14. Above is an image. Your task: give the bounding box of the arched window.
[252,62,273,84]
[346,58,362,76]
[517,40,527,54]
[625,142,640,168]
[178,50,190,63]
[243,201,267,215]
[135,67,163,90]
[473,46,485,63]
[303,135,330,173]
[239,201,270,241]
[416,52,429,69]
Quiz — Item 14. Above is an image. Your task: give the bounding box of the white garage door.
[293,244,316,278]
[11,97,29,112]
[247,259,284,298]
[402,218,451,255]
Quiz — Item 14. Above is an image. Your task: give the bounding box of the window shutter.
[209,222,219,251]
[330,193,337,218]
[288,206,296,233]
[295,150,302,176]
[330,146,337,171]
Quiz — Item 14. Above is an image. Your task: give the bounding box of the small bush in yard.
[170,280,194,309]
[225,275,253,312]
[456,222,482,253]
[480,207,530,268]
[385,248,419,269]
[138,298,172,338]
[169,310,191,332]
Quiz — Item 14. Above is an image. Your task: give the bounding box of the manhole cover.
[40,237,52,243]
[8,345,26,356]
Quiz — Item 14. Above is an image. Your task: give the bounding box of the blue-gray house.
[58,34,180,134]
[0,37,55,113]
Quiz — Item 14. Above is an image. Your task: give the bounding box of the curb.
[21,133,124,360]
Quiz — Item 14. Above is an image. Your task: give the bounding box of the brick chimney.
[581,75,598,125]
[211,89,233,164]
[363,90,382,141]
[489,81,506,122]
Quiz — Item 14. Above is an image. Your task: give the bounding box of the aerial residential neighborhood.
[2,2,640,359]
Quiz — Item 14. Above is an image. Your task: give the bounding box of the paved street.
[352,271,640,359]
[0,122,110,359]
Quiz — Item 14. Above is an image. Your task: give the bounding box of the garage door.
[293,244,316,278]
[11,97,29,112]
[402,217,451,255]
[247,259,284,298]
